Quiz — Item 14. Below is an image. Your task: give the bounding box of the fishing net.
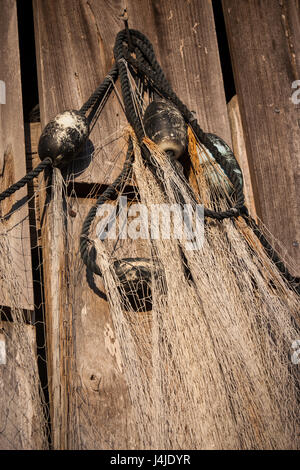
[79,126,299,450]
[69,58,300,449]
[0,182,50,449]
[0,42,299,451]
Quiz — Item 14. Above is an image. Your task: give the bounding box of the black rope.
[0,65,118,207]
[79,64,119,116]
[0,157,52,203]
[114,29,245,218]
[80,141,134,276]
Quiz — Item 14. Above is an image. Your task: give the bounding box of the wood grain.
[223,0,300,273]
[228,95,257,220]
[39,168,68,449]
[66,197,134,449]
[138,0,231,142]
[0,322,45,449]
[33,0,231,185]
[0,0,33,309]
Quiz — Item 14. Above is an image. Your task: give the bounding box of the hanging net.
[0,27,299,450]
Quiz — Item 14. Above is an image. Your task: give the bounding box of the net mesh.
[89,130,299,449]
[0,200,49,449]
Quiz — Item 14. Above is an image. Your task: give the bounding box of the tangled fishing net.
[1,118,299,450]
[0,212,49,449]
[81,125,299,450]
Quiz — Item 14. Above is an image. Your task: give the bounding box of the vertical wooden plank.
[41,168,66,449]
[33,0,128,185]
[33,0,231,448]
[228,95,257,220]
[67,198,134,449]
[0,322,47,449]
[0,3,45,449]
[223,0,300,273]
[134,0,231,143]
[0,0,34,309]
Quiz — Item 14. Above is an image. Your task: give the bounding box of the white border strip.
[0,336,6,365]
[0,81,6,104]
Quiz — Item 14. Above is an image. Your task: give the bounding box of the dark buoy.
[113,257,163,312]
[143,100,187,159]
[206,133,244,191]
[38,110,89,166]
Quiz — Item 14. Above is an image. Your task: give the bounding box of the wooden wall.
[0,0,298,449]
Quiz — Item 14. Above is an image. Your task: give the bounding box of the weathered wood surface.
[33,0,231,185]
[0,0,33,309]
[33,0,231,449]
[24,122,43,245]
[223,0,300,273]
[228,96,257,220]
[136,0,231,143]
[0,322,46,449]
[66,197,134,449]
[38,168,67,450]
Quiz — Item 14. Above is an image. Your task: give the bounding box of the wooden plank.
[0,0,34,309]
[33,0,231,185]
[228,95,257,220]
[223,0,300,273]
[66,197,134,449]
[33,0,231,449]
[24,119,63,448]
[38,190,135,450]
[33,0,128,185]
[39,168,66,450]
[134,0,231,143]
[0,322,46,449]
